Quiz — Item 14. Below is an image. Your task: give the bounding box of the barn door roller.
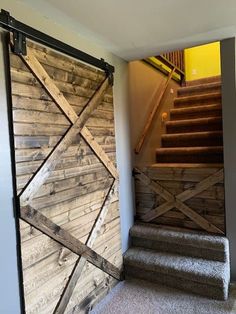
[0,9,114,79]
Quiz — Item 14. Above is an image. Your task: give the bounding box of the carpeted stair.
[156,76,223,163]
[124,223,230,300]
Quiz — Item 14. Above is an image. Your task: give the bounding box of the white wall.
[0,1,134,312]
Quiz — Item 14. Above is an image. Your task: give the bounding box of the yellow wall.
[184,42,221,81]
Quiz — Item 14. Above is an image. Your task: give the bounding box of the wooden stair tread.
[156,146,223,154]
[156,146,223,163]
[185,76,221,87]
[155,76,223,164]
[166,116,222,126]
[170,104,222,120]
[178,81,221,97]
[150,163,224,168]
[162,130,223,147]
[174,91,221,104]
[170,103,222,115]
[162,130,222,139]
[166,116,222,134]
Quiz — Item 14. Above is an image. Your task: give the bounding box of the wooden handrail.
[135,67,176,154]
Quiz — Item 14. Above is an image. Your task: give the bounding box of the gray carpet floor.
[91,279,236,314]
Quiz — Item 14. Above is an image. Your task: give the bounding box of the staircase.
[124,223,230,300]
[156,77,223,163]
[128,76,230,300]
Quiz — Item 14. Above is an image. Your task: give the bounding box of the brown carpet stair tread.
[177,81,221,97]
[166,116,222,134]
[156,146,223,155]
[174,92,221,104]
[161,131,223,147]
[170,104,222,120]
[150,163,224,168]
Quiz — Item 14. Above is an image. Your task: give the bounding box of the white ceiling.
[22,0,236,60]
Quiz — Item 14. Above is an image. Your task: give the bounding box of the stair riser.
[185,76,221,86]
[131,237,227,262]
[174,98,221,108]
[156,153,223,163]
[166,122,222,134]
[170,109,222,120]
[178,86,221,97]
[125,266,228,300]
[162,136,223,148]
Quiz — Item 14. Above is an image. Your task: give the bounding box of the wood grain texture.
[135,166,225,234]
[20,49,118,180]
[19,76,110,205]
[21,205,121,280]
[9,40,122,314]
[54,180,118,313]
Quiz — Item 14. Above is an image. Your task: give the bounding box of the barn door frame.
[1,9,123,314]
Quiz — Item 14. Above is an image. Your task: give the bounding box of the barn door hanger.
[102,58,114,85]
[12,30,26,55]
[0,9,115,74]
[0,10,26,55]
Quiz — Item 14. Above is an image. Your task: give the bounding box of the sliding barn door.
[8,40,122,313]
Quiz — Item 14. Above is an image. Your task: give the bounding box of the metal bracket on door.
[12,31,26,55]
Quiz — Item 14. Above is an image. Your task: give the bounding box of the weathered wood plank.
[24,243,121,314]
[9,40,121,314]
[22,47,91,122]
[175,199,223,234]
[28,43,106,81]
[20,205,122,280]
[19,77,110,205]
[15,142,115,163]
[177,169,224,202]
[23,225,121,295]
[27,249,122,314]
[69,278,117,314]
[146,166,223,182]
[134,167,174,202]
[135,182,225,201]
[54,180,117,313]
[81,127,119,179]
[136,168,224,233]
[11,94,113,115]
[20,50,118,180]
[21,214,120,268]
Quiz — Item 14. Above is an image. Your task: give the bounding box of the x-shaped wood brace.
[134,167,224,234]
[14,47,121,312]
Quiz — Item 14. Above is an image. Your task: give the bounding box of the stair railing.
[144,50,185,84]
[157,51,185,83]
[135,67,176,154]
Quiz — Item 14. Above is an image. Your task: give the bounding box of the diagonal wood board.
[10,43,122,313]
[54,180,118,313]
[134,167,224,234]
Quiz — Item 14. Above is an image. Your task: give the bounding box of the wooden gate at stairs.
[134,165,225,235]
[8,38,123,313]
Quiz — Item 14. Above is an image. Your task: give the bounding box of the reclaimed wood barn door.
[8,39,123,313]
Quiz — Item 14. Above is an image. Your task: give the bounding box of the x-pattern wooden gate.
[9,40,122,313]
[134,167,225,234]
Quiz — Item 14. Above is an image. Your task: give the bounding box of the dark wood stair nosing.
[177,82,222,97]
